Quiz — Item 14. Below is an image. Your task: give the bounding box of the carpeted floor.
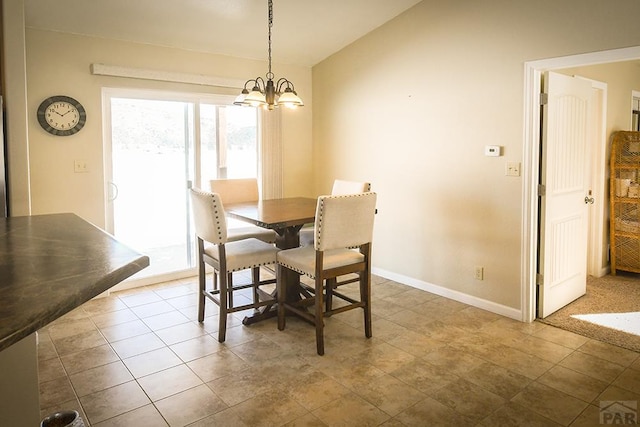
[538,272,640,352]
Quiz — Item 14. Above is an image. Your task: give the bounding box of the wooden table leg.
[242,225,304,325]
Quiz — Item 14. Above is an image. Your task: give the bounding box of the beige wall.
[25,29,313,228]
[312,0,640,313]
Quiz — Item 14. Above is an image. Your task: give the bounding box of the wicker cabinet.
[610,131,640,274]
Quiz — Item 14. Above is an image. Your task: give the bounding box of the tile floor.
[37,272,640,426]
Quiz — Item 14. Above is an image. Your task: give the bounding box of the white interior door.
[538,71,593,318]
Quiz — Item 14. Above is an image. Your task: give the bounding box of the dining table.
[224,196,317,324]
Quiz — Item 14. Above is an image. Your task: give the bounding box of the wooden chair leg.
[361,271,372,338]
[325,278,336,312]
[315,276,325,355]
[227,272,234,309]
[218,270,228,342]
[252,267,260,306]
[197,259,206,322]
[277,265,286,330]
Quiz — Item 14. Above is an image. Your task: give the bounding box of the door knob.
[584,196,595,204]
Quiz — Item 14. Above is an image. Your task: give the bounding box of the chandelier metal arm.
[234,0,303,110]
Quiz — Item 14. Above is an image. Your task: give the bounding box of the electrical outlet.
[474,266,484,280]
[74,160,89,173]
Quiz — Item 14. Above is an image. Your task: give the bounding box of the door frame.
[522,46,640,322]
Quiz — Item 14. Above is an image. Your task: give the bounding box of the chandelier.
[234,0,304,110]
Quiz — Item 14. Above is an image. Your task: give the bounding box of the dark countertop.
[0,213,149,351]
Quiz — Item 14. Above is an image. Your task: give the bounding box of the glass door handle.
[108,182,119,202]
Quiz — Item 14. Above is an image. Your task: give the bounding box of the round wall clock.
[37,95,87,136]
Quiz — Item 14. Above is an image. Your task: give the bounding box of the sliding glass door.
[104,90,257,282]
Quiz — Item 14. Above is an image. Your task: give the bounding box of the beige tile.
[389,358,459,396]
[99,319,151,342]
[39,376,76,409]
[421,345,486,376]
[511,381,589,425]
[92,404,168,427]
[312,394,390,426]
[122,347,183,378]
[81,295,128,316]
[170,333,223,362]
[165,293,198,310]
[281,413,327,427]
[186,407,252,427]
[154,321,207,346]
[578,339,640,367]
[284,370,351,411]
[228,335,289,363]
[367,317,409,342]
[228,387,308,427]
[37,338,59,362]
[596,384,640,403]
[506,335,574,364]
[130,300,177,319]
[110,332,165,359]
[533,326,589,349]
[117,291,163,308]
[415,319,468,343]
[613,367,640,394]
[569,404,606,427]
[352,341,417,374]
[187,349,250,382]
[90,308,138,329]
[480,400,562,426]
[141,310,191,331]
[47,318,98,341]
[431,378,506,421]
[61,344,119,375]
[481,343,555,380]
[537,365,609,402]
[559,351,626,383]
[155,384,227,426]
[38,356,67,383]
[69,360,133,397]
[137,364,203,401]
[207,367,277,407]
[52,329,108,356]
[465,362,531,399]
[385,329,447,357]
[316,354,387,390]
[394,396,475,426]
[80,380,150,425]
[355,373,426,416]
[153,284,194,299]
[439,306,502,332]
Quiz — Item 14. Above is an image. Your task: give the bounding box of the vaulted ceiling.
[25,0,422,67]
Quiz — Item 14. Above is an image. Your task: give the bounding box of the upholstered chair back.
[190,188,227,244]
[331,180,371,195]
[209,178,260,205]
[314,192,377,251]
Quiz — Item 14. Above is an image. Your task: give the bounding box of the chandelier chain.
[267,0,274,80]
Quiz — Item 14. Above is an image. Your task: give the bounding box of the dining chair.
[299,179,371,247]
[209,178,277,244]
[276,192,377,355]
[190,188,280,342]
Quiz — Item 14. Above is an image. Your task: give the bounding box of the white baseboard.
[372,267,523,321]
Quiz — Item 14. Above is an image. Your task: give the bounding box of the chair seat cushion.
[227,226,277,244]
[277,246,364,278]
[204,238,279,272]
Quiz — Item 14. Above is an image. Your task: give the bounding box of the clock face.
[37,96,87,136]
